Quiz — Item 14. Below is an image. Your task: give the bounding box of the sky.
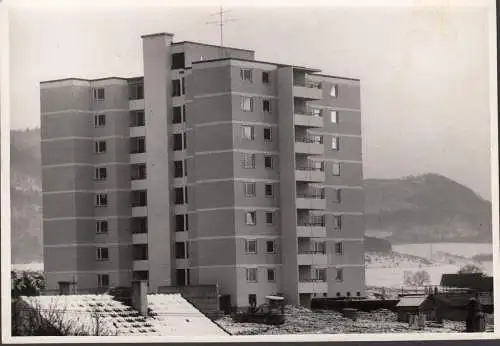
[7,2,494,200]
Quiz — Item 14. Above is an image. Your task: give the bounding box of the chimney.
[131,280,148,316]
[58,281,77,295]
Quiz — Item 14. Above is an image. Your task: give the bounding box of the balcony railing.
[299,278,327,283]
[294,80,322,89]
[295,135,323,144]
[295,110,322,117]
[298,250,326,255]
[298,217,326,227]
[297,191,325,199]
[296,164,324,172]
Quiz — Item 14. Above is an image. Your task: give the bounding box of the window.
[176,214,188,232]
[175,242,186,259]
[96,220,108,234]
[333,215,342,230]
[242,125,255,140]
[176,269,187,287]
[130,110,145,127]
[244,182,256,197]
[245,211,256,225]
[93,87,105,101]
[240,96,254,112]
[172,79,182,97]
[184,186,188,204]
[347,292,351,297]
[263,99,271,113]
[266,240,276,253]
[131,217,148,234]
[313,241,326,254]
[336,268,344,282]
[131,163,147,180]
[174,188,185,205]
[335,242,344,255]
[331,111,338,124]
[240,68,253,82]
[97,274,110,288]
[262,72,270,84]
[264,184,274,197]
[245,239,257,254]
[133,270,149,282]
[331,136,340,150]
[95,167,107,181]
[332,163,341,176]
[356,292,361,297]
[336,292,341,297]
[265,212,274,225]
[183,105,187,122]
[183,132,187,150]
[264,156,274,169]
[130,137,146,154]
[264,128,272,141]
[95,141,107,154]
[182,77,186,95]
[330,84,338,97]
[95,193,108,207]
[312,108,321,117]
[171,52,185,70]
[246,268,258,282]
[94,114,106,127]
[173,106,183,124]
[248,294,257,307]
[131,190,147,207]
[174,161,184,178]
[333,189,342,203]
[242,153,256,169]
[133,244,148,260]
[96,247,109,261]
[129,79,144,100]
[267,268,275,282]
[313,268,326,281]
[173,134,183,151]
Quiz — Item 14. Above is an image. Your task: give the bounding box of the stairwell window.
[96,247,109,261]
[95,193,108,207]
[94,167,107,181]
[246,268,258,282]
[97,274,110,288]
[267,268,275,282]
[331,111,338,124]
[245,211,257,225]
[245,239,258,254]
[264,128,272,142]
[330,85,338,97]
[240,68,253,82]
[331,136,340,150]
[96,220,108,234]
[94,114,106,127]
[333,189,342,203]
[263,99,271,113]
[335,242,344,256]
[95,141,107,154]
[242,125,255,140]
[332,163,341,176]
[93,88,105,101]
[244,182,256,197]
[242,153,256,169]
[333,215,342,230]
[241,96,254,112]
[336,268,344,282]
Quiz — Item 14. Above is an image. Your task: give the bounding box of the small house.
[440,273,493,293]
[396,295,436,323]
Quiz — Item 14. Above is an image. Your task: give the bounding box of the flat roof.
[192,57,321,72]
[141,32,174,38]
[312,73,360,82]
[173,40,254,53]
[40,76,142,84]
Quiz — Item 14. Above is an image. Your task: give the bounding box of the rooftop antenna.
[206,6,238,58]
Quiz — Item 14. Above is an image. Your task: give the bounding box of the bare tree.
[404,270,431,288]
[458,264,484,275]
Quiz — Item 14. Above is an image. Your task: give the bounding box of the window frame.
[265,211,274,225]
[240,68,253,82]
[263,127,272,142]
[330,110,338,124]
[96,220,108,234]
[245,239,258,254]
[94,167,107,181]
[245,210,257,225]
[95,193,108,207]
[95,141,107,154]
[94,114,106,127]
[267,268,275,282]
[242,125,255,140]
[97,274,110,287]
[246,268,258,282]
[244,182,256,198]
[240,96,254,112]
[96,247,109,261]
[130,137,146,154]
[264,183,274,198]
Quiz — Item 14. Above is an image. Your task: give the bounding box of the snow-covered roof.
[396,295,428,307]
[147,293,228,336]
[19,293,227,336]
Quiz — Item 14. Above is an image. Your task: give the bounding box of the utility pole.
[206,6,238,58]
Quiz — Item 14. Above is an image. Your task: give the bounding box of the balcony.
[294,112,324,128]
[293,80,323,100]
[133,260,149,271]
[297,216,326,237]
[298,281,328,294]
[295,135,324,155]
[132,233,148,244]
[296,191,326,210]
[295,164,325,182]
[297,251,327,265]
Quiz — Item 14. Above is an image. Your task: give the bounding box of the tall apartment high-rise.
[41,32,365,308]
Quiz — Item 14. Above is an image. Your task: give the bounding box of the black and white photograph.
[2,0,498,342]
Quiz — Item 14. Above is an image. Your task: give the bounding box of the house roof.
[20,293,227,336]
[440,274,493,291]
[396,295,428,308]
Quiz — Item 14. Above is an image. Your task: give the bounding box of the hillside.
[364,174,492,244]
[9,128,493,264]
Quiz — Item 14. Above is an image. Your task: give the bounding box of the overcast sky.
[8,2,493,200]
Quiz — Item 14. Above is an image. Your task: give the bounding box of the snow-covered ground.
[11,262,43,272]
[392,243,492,260]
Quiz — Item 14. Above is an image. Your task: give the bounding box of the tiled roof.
[20,293,227,336]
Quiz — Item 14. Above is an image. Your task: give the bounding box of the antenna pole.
[206,6,238,58]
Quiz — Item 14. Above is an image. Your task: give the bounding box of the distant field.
[11,262,43,272]
[392,242,493,260]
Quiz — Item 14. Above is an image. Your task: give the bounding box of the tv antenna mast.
[206,6,238,57]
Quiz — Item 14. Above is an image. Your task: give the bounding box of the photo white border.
[1,0,498,343]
